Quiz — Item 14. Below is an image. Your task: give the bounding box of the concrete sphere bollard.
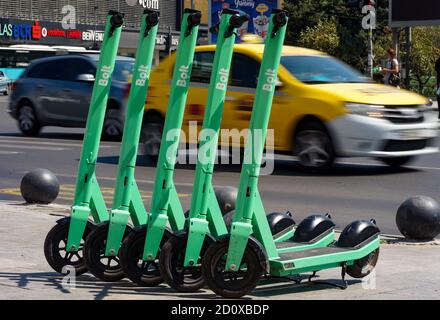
[396,196,440,241]
[20,169,60,204]
[214,186,238,215]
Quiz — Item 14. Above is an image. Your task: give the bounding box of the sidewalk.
[0,201,439,300]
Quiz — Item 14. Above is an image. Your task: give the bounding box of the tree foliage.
[410,27,440,94]
[297,18,340,55]
[283,0,390,71]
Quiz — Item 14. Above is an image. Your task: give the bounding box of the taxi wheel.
[294,122,335,172]
[380,156,414,168]
[140,114,164,164]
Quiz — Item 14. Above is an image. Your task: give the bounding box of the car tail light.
[10,81,18,91]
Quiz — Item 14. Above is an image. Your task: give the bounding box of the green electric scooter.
[118,8,203,286]
[156,10,251,292]
[43,11,124,275]
[82,9,160,282]
[202,9,381,299]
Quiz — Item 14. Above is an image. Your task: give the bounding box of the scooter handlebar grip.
[110,12,124,28]
[272,9,288,27]
[187,11,202,27]
[229,14,250,29]
[145,10,160,27]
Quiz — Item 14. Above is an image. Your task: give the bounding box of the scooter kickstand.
[265,274,304,284]
[307,263,348,290]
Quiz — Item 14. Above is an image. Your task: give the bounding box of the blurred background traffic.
[0,0,439,235]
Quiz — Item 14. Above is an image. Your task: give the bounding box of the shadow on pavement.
[0,272,217,300]
[252,276,361,298]
[0,271,361,300]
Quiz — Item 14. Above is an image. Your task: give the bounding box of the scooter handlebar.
[144,9,160,28]
[229,14,250,29]
[109,12,124,28]
[272,9,288,28]
[187,11,202,27]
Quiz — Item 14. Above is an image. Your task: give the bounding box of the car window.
[231,53,260,88]
[27,62,48,79]
[0,71,4,77]
[113,60,134,82]
[65,58,96,81]
[89,59,134,82]
[28,60,66,80]
[280,55,370,84]
[190,52,215,84]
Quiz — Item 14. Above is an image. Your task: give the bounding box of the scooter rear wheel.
[159,232,212,292]
[44,218,93,276]
[347,249,380,279]
[202,236,266,299]
[84,222,132,282]
[119,226,170,286]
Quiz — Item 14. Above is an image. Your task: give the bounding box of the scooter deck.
[269,235,380,277]
[274,228,335,253]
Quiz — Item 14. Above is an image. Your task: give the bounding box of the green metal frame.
[224,10,380,277]
[104,10,159,257]
[140,9,202,261]
[66,11,124,252]
[182,10,246,267]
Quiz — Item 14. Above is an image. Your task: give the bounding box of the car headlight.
[345,103,385,118]
[419,103,436,114]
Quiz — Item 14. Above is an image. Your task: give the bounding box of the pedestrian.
[381,48,400,87]
[435,56,440,118]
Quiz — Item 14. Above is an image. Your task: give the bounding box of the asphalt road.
[1,95,439,235]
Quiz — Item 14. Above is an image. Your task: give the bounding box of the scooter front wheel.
[119,226,169,286]
[202,236,266,299]
[159,232,212,293]
[44,218,92,276]
[84,222,132,282]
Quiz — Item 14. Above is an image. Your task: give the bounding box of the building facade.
[0,0,181,57]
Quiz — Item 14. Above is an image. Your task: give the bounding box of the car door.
[221,53,260,149]
[27,60,67,123]
[183,51,215,145]
[62,57,96,125]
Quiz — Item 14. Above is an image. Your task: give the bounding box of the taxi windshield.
[280,55,371,84]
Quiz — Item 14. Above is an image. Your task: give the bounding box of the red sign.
[31,21,41,40]
[67,30,81,39]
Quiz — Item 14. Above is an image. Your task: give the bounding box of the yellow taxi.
[141,44,439,170]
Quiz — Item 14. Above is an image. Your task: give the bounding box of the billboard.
[209,0,280,43]
[390,0,440,27]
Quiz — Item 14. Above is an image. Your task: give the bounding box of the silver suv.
[8,54,134,140]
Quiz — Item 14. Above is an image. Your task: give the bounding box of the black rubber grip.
[110,12,124,28]
[145,11,160,27]
[187,11,202,27]
[229,14,250,28]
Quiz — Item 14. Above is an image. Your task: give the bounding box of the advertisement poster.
[209,0,280,43]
